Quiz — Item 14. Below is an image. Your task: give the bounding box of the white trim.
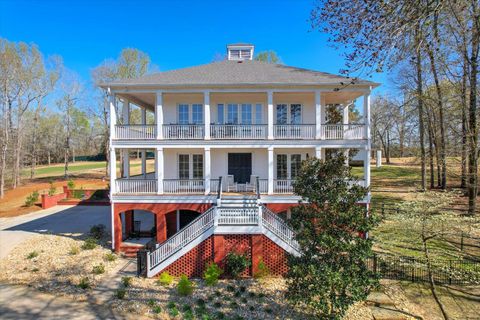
[204,91,210,139]
[112,142,368,149]
[155,91,163,139]
[111,87,374,94]
[267,91,274,139]
[156,147,164,194]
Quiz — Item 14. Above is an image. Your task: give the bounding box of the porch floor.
[122,237,152,246]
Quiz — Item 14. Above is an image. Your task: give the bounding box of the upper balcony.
[109,90,371,144]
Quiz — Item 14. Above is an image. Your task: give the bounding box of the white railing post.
[204,91,210,140]
[267,91,274,140]
[156,91,163,140]
[268,147,274,195]
[315,90,322,139]
[204,147,211,195]
[364,91,371,140]
[156,147,164,194]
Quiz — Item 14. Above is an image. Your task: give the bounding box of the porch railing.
[217,207,259,225]
[261,205,300,252]
[321,124,365,140]
[258,179,268,194]
[274,179,294,194]
[274,124,315,139]
[163,124,204,139]
[210,124,267,139]
[115,125,156,140]
[163,179,205,194]
[115,179,157,193]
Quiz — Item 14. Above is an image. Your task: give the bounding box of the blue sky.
[0,0,388,94]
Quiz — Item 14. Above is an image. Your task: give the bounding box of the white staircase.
[144,197,300,277]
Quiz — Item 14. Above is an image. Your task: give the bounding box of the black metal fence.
[369,254,480,285]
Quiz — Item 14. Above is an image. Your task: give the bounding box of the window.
[276,154,288,179]
[255,104,263,124]
[178,154,204,179]
[227,104,239,124]
[192,154,204,179]
[217,104,224,124]
[276,104,288,125]
[178,104,189,125]
[241,104,252,124]
[291,154,302,179]
[178,154,190,179]
[192,104,203,124]
[291,104,302,124]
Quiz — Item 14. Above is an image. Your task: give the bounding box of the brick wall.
[41,193,67,209]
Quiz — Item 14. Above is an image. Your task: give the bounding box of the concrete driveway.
[0,205,110,259]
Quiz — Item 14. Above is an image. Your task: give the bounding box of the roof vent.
[227,43,254,61]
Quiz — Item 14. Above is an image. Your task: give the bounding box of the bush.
[78,277,90,289]
[157,271,174,286]
[224,252,250,278]
[67,179,75,189]
[81,238,97,250]
[115,288,126,299]
[177,275,194,296]
[104,252,117,261]
[92,264,105,274]
[203,262,223,286]
[152,305,162,314]
[27,251,39,259]
[48,182,56,196]
[121,276,132,287]
[253,258,270,278]
[69,246,80,255]
[89,224,106,239]
[25,191,39,207]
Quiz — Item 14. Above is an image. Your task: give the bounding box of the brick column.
[114,210,122,252]
[213,235,226,268]
[156,213,167,243]
[124,210,133,237]
[251,235,264,276]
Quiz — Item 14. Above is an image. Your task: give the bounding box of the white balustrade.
[210,179,220,194]
[210,124,267,139]
[115,179,157,193]
[258,179,269,194]
[163,125,204,139]
[274,179,294,194]
[217,208,259,225]
[163,179,205,194]
[274,124,315,139]
[261,206,300,251]
[149,207,216,270]
[115,125,156,140]
[321,124,365,140]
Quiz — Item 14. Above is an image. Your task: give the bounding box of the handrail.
[148,207,216,270]
[261,205,300,252]
[255,176,260,199]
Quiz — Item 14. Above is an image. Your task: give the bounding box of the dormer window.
[227,43,254,61]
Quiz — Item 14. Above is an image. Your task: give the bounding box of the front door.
[228,153,252,183]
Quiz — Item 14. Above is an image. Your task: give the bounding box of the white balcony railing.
[274,124,315,139]
[115,179,157,193]
[115,125,156,140]
[258,179,269,194]
[217,208,259,225]
[163,179,205,194]
[210,124,267,139]
[322,124,365,140]
[274,179,294,194]
[163,124,204,139]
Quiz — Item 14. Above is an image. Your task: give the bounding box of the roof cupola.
[227,43,254,61]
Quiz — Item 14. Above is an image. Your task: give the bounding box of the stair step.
[371,306,411,320]
[366,292,395,307]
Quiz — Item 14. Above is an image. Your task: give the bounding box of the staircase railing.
[148,207,216,271]
[255,176,260,199]
[217,207,259,225]
[217,176,223,200]
[261,205,300,252]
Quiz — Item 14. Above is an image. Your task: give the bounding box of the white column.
[122,149,130,178]
[364,146,371,188]
[376,150,382,168]
[344,149,349,166]
[315,146,322,159]
[363,92,371,140]
[267,91,274,140]
[315,90,322,139]
[204,91,210,140]
[141,150,147,177]
[109,147,116,194]
[122,100,130,124]
[156,147,164,194]
[204,147,211,195]
[268,147,274,195]
[156,91,163,140]
[108,88,116,141]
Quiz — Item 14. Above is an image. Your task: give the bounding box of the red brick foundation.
[159,234,290,278]
[41,193,67,209]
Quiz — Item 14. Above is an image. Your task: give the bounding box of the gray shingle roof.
[104,60,377,87]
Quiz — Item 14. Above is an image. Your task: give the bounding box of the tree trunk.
[415,25,427,191]
[426,107,435,189]
[0,91,9,199]
[30,106,39,179]
[461,53,468,189]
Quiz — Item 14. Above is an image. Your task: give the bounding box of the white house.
[102,43,378,277]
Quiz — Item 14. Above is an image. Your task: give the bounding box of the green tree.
[286,155,377,319]
[254,50,282,64]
